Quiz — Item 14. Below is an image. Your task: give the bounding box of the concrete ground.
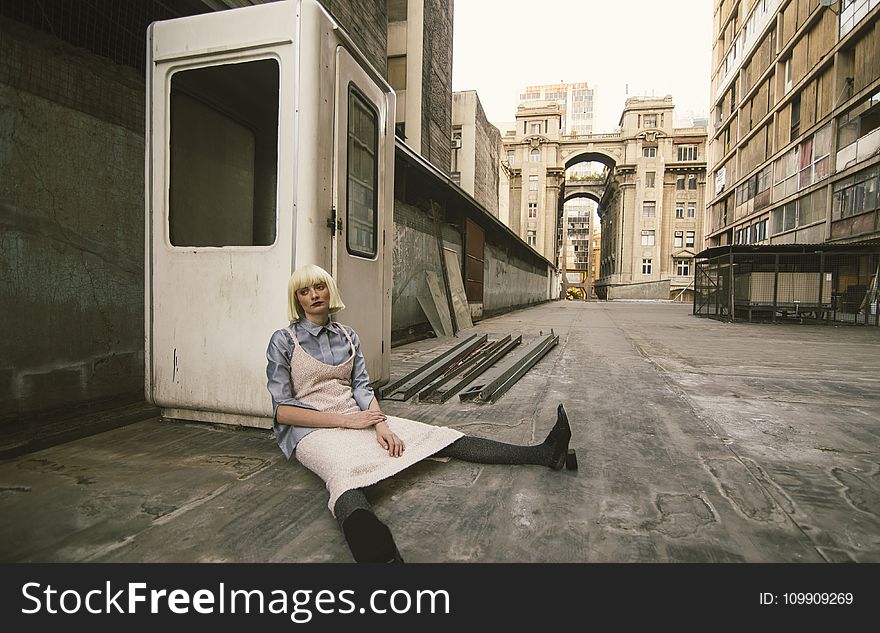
[1,301,878,562]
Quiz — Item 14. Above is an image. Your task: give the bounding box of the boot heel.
[565,449,578,470]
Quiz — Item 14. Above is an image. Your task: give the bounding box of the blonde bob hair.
[287,264,346,321]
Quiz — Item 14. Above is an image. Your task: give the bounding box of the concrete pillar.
[509,172,522,236]
[544,169,563,264]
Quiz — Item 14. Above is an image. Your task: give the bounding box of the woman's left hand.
[375,422,405,457]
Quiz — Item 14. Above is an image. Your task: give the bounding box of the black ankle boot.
[544,403,573,470]
[341,509,405,563]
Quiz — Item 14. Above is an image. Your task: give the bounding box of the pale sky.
[452,0,714,133]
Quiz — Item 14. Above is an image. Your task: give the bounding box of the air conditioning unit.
[451,138,462,149]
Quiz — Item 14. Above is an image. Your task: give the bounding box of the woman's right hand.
[341,410,386,429]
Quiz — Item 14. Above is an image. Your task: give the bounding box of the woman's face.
[296,281,331,324]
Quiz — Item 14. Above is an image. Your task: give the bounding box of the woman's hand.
[375,421,405,457]
[341,410,386,429]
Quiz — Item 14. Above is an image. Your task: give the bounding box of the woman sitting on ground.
[266,264,575,563]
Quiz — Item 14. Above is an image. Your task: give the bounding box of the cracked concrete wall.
[0,20,145,419]
[392,192,551,341]
[391,198,462,343]
[483,243,550,317]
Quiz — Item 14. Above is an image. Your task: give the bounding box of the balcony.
[836,127,880,172]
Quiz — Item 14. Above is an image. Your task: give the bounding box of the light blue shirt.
[266,318,375,459]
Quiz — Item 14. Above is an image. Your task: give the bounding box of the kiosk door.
[332,46,392,383]
[146,3,295,419]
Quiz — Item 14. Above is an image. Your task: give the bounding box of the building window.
[674,230,683,248]
[753,218,768,242]
[388,0,407,22]
[837,90,880,155]
[771,201,798,234]
[528,202,537,218]
[677,145,698,161]
[675,205,684,219]
[642,201,656,217]
[832,165,880,221]
[643,146,657,158]
[645,171,655,188]
[773,124,832,201]
[735,163,772,214]
[168,59,279,248]
[643,114,657,128]
[840,0,880,36]
[685,231,695,248]
[387,55,407,91]
[641,230,655,246]
[675,258,690,276]
[531,122,542,134]
[642,258,652,274]
[527,230,537,246]
[507,149,515,164]
[687,203,696,218]
[530,149,541,162]
[790,93,801,141]
[687,174,697,190]
[676,175,686,190]
[529,175,538,191]
[346,87,380,258]
[783,56,792,94]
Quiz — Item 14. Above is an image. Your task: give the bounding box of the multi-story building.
[503,100,567,261]
[451,90,502,214]
[591,232,602,297]
[502,94,706,300]
[560,199,594,271]
[595,96,708,301]
[519,82,596,135]
[387,0,454,174]
[706,0,879,248]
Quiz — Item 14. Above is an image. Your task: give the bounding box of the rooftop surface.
[1,301,878,562]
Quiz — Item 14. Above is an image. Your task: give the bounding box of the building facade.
[706,0,880,249]
[451,90,502,214]
[387,0,454,174]
[503,101,567,262]
[595,96,708,301]
[519,81,596,135]
[502,94,706,300]
[561,199,595,271]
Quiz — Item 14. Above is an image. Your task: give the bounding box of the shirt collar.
[296,317,335,337]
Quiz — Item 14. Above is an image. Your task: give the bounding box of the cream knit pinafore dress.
[290,325,463,514]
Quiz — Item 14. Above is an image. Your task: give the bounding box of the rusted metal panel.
[465,217,484,302]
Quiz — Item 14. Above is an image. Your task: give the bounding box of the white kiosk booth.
[145,0,395,427]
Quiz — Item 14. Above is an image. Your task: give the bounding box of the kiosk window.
[168,59,279,247]
[347,87,379,258]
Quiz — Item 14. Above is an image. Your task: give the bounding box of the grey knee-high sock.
[333,488,373,526]
[433,435,553,466]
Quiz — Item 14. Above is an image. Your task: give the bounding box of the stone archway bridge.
[504,128,627,285]
[556,132,623,205]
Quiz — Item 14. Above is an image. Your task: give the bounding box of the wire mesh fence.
[694,245,880,326]
[0,0,208,132]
